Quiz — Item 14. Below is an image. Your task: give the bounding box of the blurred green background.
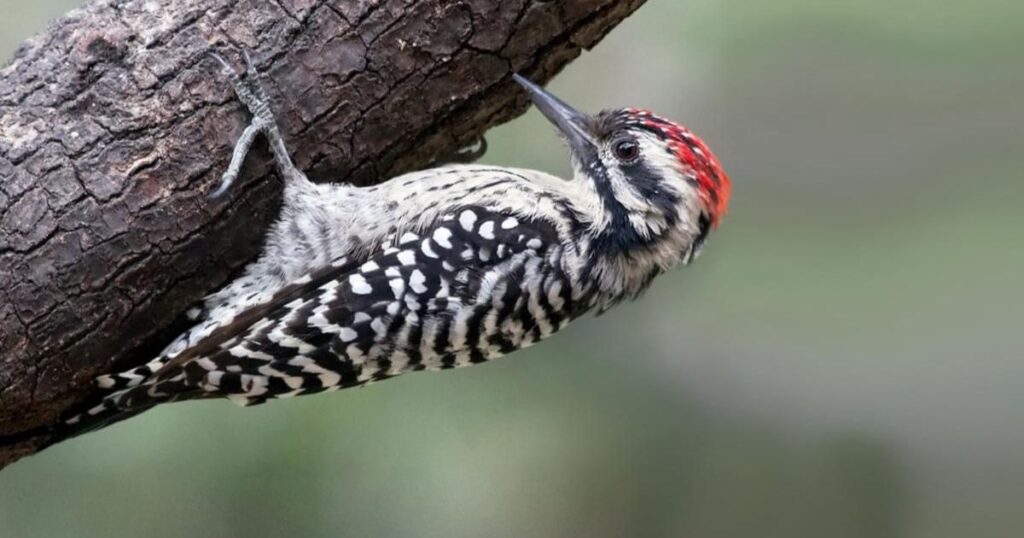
[3,1,1023,537]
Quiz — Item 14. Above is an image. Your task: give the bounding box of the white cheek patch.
[638,133,691,190]
[601,146,651,216]
[587,132,702,241]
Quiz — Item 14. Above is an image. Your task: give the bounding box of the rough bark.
[0,0,646,469]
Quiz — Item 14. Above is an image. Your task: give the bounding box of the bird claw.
[209,173,234,200]
[431,136,489,167]
[242,49,257,76]
[207,49,234,74]
[207,47,305,200]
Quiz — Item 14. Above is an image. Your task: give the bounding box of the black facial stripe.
[691,213,711,258]
[584,162,640,258]
[621,159,681,228]
[575,134,684,262]
[590,113,684,217]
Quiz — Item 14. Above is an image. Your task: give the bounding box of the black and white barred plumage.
[63,56,731,437]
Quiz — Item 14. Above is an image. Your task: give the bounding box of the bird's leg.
[209,51,312,198]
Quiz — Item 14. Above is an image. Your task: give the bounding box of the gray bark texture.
[0,0,646,469]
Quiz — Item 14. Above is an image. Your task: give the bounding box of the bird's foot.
[208,50,302,199]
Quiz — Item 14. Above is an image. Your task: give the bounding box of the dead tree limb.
[0,0,646,468]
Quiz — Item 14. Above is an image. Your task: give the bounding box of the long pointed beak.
[513,74,596,156]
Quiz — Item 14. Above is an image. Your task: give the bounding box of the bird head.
[513,74,730,268]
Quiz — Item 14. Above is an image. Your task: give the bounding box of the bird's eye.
[613,139,640,163]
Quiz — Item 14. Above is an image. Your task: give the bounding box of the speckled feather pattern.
[66,70,730,433]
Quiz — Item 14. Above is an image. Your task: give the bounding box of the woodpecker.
[62,54,731,436]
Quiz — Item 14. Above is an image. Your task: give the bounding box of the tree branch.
[0,0,646,468]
